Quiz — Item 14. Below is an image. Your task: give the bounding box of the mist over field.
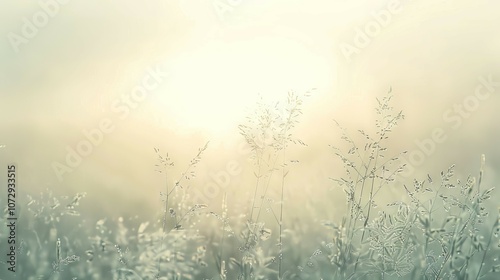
[1,1,500,279]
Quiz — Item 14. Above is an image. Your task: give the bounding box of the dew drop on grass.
[312,249,322,257]
[260,228,272,240]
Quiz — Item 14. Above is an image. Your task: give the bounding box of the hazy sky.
[1,0,499,216]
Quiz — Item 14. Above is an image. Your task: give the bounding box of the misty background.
[1,0,499,222]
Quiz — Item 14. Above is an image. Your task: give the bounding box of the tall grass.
[153,142,209,278]
[327,90,408,279]
[325,90,500,280]
[1,90,499,280]
[237,91,310,279]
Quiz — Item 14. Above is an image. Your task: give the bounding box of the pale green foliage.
[324,90,500,280]
[2,90,499,280]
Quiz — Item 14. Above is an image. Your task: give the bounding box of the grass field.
[1,91,499,280]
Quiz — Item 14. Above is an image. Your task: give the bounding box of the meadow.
[1,91,499,280]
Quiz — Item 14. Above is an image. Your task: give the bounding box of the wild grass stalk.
[237,90,310,279]
[154,142,209,278]
[329,90,406,279]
